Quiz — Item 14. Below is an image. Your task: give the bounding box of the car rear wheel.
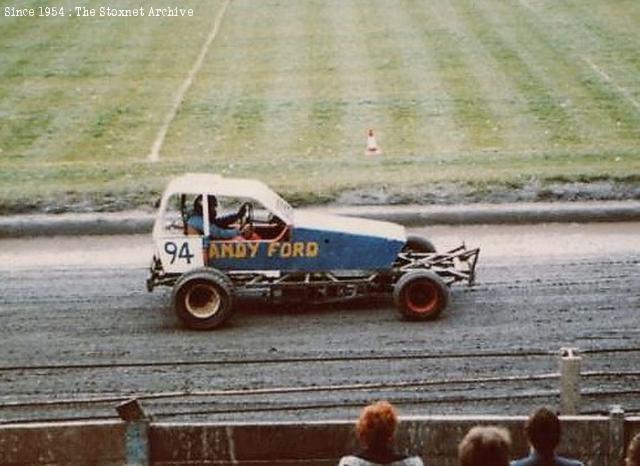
[403,234,436,253]
[172,268,234,330]
[393,270,449,321]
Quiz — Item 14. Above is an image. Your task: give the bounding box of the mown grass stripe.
[369,0,433,156]
[524,0,640,100]
[506,0,640,144]
[160,3,243,163]
[296,0,345,160]
[373,1,424,155]
[570,0,640,56]
[148,0,230,162]
[325,0,382,160]
[0,0,70,78]
[353,0,424,156]
[485,0,614,146]
[43,1,167,163]
[435,1,542,152]
[251,3,312,167]
[368,1,461,156]
[0,0,90,157]
[163,0,274,163]
[483,0,602,145]
[457,0,581,146]
[58,13,207,163]
[404,0,502,152]
[582,57,640,113]
[0,0,213,165]
[214,2,278,162]
[519,0,640,129]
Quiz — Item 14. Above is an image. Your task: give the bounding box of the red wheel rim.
[405,279,440,314]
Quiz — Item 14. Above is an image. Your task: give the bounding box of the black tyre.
[393,270,449,321]
[403,234,436,253]
[171,268,235,330]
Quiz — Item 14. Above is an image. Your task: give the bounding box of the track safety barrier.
[1,408,639,466]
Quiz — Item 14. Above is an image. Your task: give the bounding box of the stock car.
[147,173,479,329]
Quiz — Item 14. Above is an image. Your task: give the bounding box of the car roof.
[162,173,293,222]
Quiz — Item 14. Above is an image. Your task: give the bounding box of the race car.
[147,173,479,329]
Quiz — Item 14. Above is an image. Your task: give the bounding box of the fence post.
[559,347,581,415]
[116,399,150,466]
[608,405,625,466]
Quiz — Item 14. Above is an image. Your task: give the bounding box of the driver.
[187,195,252,239]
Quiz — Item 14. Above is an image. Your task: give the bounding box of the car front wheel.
[171,268,235,330]
[393,270,449,321]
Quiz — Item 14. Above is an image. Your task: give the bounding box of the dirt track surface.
[0,223,638,424]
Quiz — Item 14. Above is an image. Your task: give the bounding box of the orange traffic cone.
[365,129,382,156]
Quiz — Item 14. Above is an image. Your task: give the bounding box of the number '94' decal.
[164,241,195,264]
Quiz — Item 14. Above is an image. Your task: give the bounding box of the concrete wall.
[0,420,124,465]
[1,415,639,466]
[149,416,614,466]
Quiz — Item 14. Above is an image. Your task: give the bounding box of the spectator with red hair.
[338,401,424,466]
[627,433,640,466]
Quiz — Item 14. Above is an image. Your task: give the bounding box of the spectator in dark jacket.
[338,401,424,466]
[511,407,584,466]
[459,425,511,466]
[627,432,640,466]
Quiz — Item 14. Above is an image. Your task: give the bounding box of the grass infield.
[0,0,638,213]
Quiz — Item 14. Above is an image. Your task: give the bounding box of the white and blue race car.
[147,173,479,329]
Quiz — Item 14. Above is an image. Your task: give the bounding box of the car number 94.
[159,239,204,270]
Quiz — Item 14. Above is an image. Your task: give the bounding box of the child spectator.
[511,407,584,466]
[458,425,511,466]
[337,400,424,466]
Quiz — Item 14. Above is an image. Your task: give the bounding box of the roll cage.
[153,174,293,242]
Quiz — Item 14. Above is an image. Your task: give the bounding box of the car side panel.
[205,227,403,272]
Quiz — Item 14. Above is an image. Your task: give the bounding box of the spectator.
[338,401,424,466]
[627,432,640,466]
[459,425,511,466]
[511,407,584,466]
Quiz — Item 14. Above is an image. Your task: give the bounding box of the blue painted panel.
[205,227,403,272]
